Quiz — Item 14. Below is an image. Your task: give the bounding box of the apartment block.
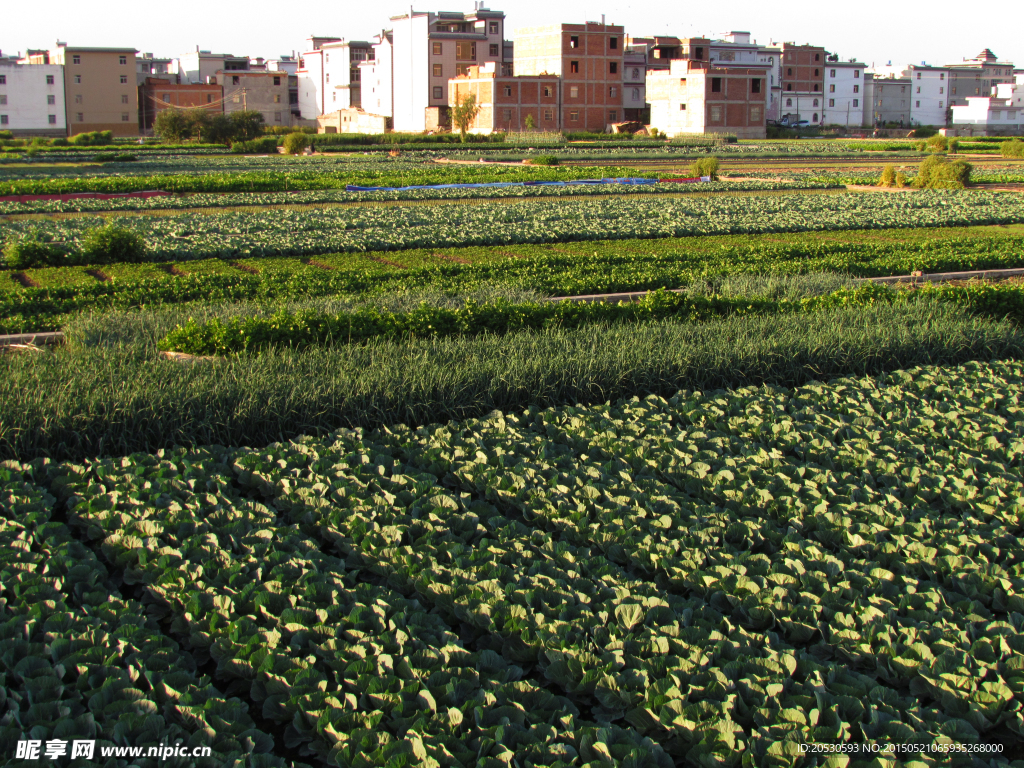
[449,62,559,133]
[298,37,373,119]
[389,6,508,132]
[905,65,950,126]
[48,44,139,136]
[138,77,222,132]
[870,75,912,126]
[177,49,249,84]
[0,59,66,136]
[647,59,769,139]
[218,70,290,126]
[780,43,826,96]
[359,31,394,118]
[823,61,866,127]
[951,82,1023,136]
[948,49,1014,106]
[514,22,625,131]
[622,49,646,121]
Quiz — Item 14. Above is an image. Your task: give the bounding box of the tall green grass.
[2,300,1019,462]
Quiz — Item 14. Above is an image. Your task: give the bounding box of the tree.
[154,110,192,143]
[523,113,536,131]
[230,111,265,143]
[201,114,235,145]
[283,132,310,155]
[450,94,480,142]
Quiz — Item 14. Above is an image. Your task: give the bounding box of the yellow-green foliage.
[690,156,720,180]
[915,155,972,189]
[1002,140,1024,159]
[282,133,310,155]
[878,165,897,187]
[926,135,948,152]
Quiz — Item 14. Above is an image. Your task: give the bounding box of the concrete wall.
[221,71,291,126]
[317,108,388,134]
[648,60,768,138]
[360,36,393,118]
[449,67,560,133]
[297,49,325,120]
[0,62,66,135]
[871,76,912,126]
[51,47,139,136]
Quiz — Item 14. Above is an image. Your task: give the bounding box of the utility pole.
[241,87,247,111]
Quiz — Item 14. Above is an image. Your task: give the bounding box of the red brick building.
[449,63,559,133]
[780,43,826,96]
[138,77,222,131]
[512,22,625,131]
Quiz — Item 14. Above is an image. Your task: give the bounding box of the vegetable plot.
[19,358,1024,765]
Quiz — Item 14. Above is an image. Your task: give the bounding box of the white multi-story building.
[951,82,1023,135]
[359,31,394,119]
[0,59,66,135]
[176,49,249,84]
[389,6,508,132]
[823,60,866,127]
[298,37,373,119]
[907,65,949,127]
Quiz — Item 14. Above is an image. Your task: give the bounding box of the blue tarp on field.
[345,178,661,192]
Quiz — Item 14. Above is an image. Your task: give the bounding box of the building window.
[813,98,818,107]
[455,41,476,61]
[433,64,442,78]
[786,84,792,91]
[76,112,83,121]
[814,69,819,76]
[917,72,921,79]
[853,98,859,107]
[332,92,336,102]
[490,44,499,57]
[709,104,722,122]
[432,42,442,56]
[75,94,82,104]
[609,109,617,121]
[679,103,686,110]
[503,109,512,121]
[632,67,640,79]
[570,110,579,121]
[609,62,618,74]
[232,76,240,85]
[752,79,761,94]
[570,86,579,98]
[786,98,792,107]
[695,47,704,59]
[274,95,281,103]
[854,70,860,78]
[829,84,836,93]
[47,95,56,105]
[232,96,240,103]
[609,86,617,97]
[813,84,819,92]
[940,72,945,80]
[207,94,213,103]
[543,86,552,97]
[751,105,761,122]
[274,76,281,85]
[901,86,906,93]
[570,61,579,74]
[952,87,956,95]
[916,86,920,93]
[787,67,792,76]
[121,112,129,121]
[119,55,127,65]
[274,112,282,122]
[489,21,499,34]
[813,112,818,121]
[0,115,6,125]
[830,69,836,77]
[939,86,944,94]
[543,108,552,120]
[939,101,943,108]
[854,85,860,93]
[916,100,920,107]
[570,35,579,48]
[814,53,820,61]
[433,86,443,99]
[455,64,471,77]
[120,75,128,84]
[632,87,640,100]
[48,114,57,124]
[829,98,835,107]
[74,75,82,84]
[72,55,81,65]
[504,86,512,97]
[121,94,129,104]
[46,75,54,85]
[163,93,170,101]
[0,96,5,105]
[711,77,722,93]
[609,37,618,50]
[326,73,330,83]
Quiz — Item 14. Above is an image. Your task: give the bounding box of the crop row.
[3,190,1024,269]
[27,357,1024,764]
[5,227,1024,332]
[155,282,1024,356]
[0,463,298,767]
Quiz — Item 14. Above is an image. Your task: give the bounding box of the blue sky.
[3,0,1020,71]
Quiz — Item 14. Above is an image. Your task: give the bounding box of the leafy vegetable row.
[156,282,1024,356]
[0,463,296,767]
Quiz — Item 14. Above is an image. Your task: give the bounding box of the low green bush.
[926,135,948,152]
[895,171,908,188]
[915,155,972,189]
[92,152,138,163]
[232,137,280,154]
[69,131,115,146]
[1,231,67,269]
[282,132,310,155]
[690,156,720,180]
[878,164,897,187]
[1002,140,1024,159]
[80,224,147,265]
[527,155,559,166]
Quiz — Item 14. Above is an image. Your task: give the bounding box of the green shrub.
[914,155,972,189]
[926,135,948,152]
[50,137,69,147]
[1002,140,1024,159]
[25,147,40,159]
[948,138,960,155]
[80,224,147,264]
[2,231,66,269]
[910,126,938,139]
[895,171,908,188]
[232,137,279,154]
[527,155,559,165]
[0,130,13,140]
[878,164,897,187]
[283,132,310,155]
[69,130,115,147]
[690,156,720,180]
[915,140,927,152]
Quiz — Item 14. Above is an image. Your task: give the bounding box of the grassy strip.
[153,282,1024,356]
[4,227,1024,333]
[1,300,1019,462]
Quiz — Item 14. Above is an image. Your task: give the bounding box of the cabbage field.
[5,358,1024,766]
